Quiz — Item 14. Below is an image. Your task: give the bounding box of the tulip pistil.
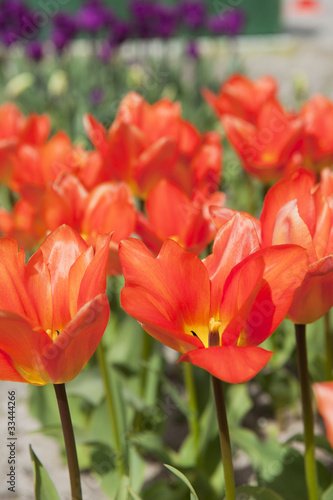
[46,329,60,341]
[209,318,222,347]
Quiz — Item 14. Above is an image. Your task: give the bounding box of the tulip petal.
[26,253,53,332]
[252,245,309,335]
[68,246,94,318]
[0,238,38,322]
[39,225,88,330]
[0,350,26,383]
[288,256,333,324]
[0,311,52,385]
[272,200,317,262]
[203,213,261,317]
[77,234,110,311]
[260,169,316,247]
[179,345,273,383]
[42,294,109,384]
[135,137,178,195]
[119,238,211,348]
[313,382,333,449]
[121,287,204,352]
[219,254,266,346]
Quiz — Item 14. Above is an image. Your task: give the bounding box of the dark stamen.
[191,330,198,338]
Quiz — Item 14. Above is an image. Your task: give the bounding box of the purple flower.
[207,8,246,36]
[97,40,113,62]
[90,87,105,105]
[25,40,43,61]
[186,39,200,59]
[110,19,131,45]
[0,0,41,46]
[52,12,77,52]
[76,0,114,33]
[130,0,177,39]
[179,0,206,30]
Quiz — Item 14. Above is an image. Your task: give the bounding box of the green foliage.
[164,464,199,500]
[29,445,61,500]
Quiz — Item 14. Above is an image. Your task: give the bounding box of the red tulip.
[84,92,222,198]
[202,73,277,124]
[119,213,308,383]
[260,168,333,323]
[313,382,333,448]
[300,95,333,171]
[0,103,50,184]
[0,225,110,385]
[222,98,303,183]
[81,182,137,275]
[136,179,226,255]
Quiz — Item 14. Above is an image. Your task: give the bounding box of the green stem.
[211,376,236,500]
[324,311,333,381]
[139,331,153,398]
[96,341,125,475]
[183,363,199,459]
[295,324,319,500]
[133,330,153,431]
[54,384,82,500]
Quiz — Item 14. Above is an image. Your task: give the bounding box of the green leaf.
[131,432,174,464]
[230,428,286,481]
[287,433,333,456]
[164,464,199,500]
[29,445,61,500]
[236,486,284,500]
[322,483,333,500]
[262,447,332,500]
[226,383,253,426]
[261,321,295,369]
[127,487,144,500]
[115,476,130,500]
[66,367,104,407]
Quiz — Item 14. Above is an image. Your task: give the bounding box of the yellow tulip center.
[46,329,60,341]
[190,317,223,348]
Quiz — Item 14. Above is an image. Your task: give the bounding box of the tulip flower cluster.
[0,94,224,276]
[0,71,333,500]
[203,73,333,183]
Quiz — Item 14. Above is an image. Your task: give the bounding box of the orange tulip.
[0,225,110,385]
[222,98,303,183]
[40,176,136,275]
[81,181,137,275]
[136,179,226,255]
[0,199,45,249]
[313,382,333,448]
[299,95,333,171]
[260,168,333,323]
[84,92,222,198]
[0,103,50,184]
[119,213,308,383]
[202,73,277,124]
[10,131,71,192]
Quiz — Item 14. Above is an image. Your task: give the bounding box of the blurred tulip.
[0,103,50,183]
[299,95,333,171]
[313,382,333,448]
[136,179,225,255]
[0,225,110,385]
[222,98,303,183]
[120,213,308,383]
[202,73,277,124]
[81,182,137,275]
[84,92,222,198]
